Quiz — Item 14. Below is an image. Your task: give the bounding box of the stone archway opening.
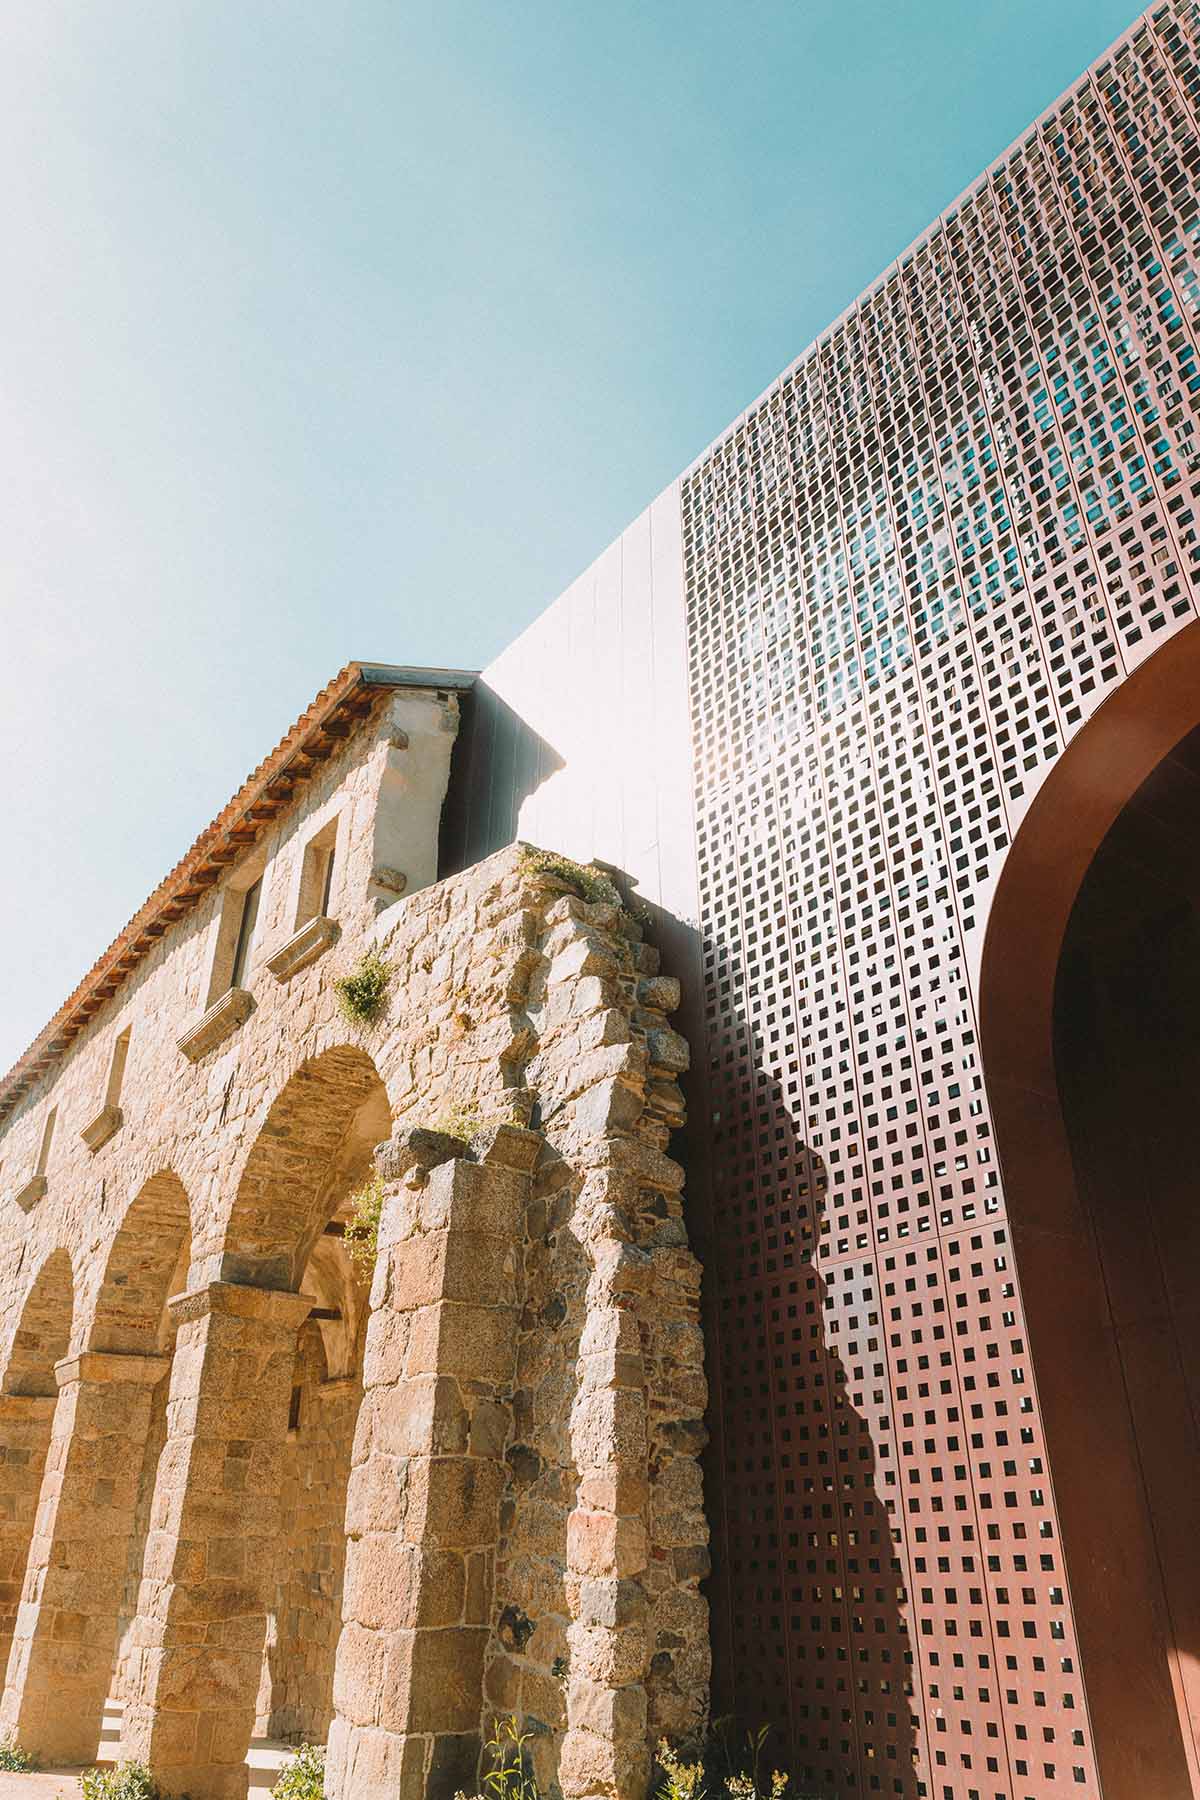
[254,1075,389,1749]
[980,621,1200,1800]
[0,1248,75,1683]
[0,1174,191,1766]
[108,1177,193,1741]
[119,1046,390,1799]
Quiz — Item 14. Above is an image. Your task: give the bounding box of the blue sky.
[1,0,1139,1070]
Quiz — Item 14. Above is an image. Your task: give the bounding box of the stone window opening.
[81,1026,130,1152]
[35,1107,55,1178]
[204,859,269,1010]
[266,816,342,984]
[178,861,268,1060]
[296,817,339,928]
[229,877,262,990]
[14,1106,56,1210]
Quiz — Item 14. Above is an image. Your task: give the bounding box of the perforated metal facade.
[680,5,1200,1796]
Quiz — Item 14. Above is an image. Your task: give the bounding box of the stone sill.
[177,988,254,1063]
[266,914,338,983]
[12,1174,46,1214]
[80,1105,123,1153]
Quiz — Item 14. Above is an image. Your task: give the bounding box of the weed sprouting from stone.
[434,1101,484,1141]
[0,1738,37,1772]
[517,848,622,909]
[80,1764,174,1800]
[270,1741,326,1799]
[456,1715,543,1800]
[656,1739,708,1800]
[343,1166,386,1277]
[333,946,393,1025]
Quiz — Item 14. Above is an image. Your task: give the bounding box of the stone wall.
[0,684,709,1800]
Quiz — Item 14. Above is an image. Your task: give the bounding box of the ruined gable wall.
[0,712,709,1797]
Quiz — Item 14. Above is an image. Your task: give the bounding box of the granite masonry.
[0,664,709,1800]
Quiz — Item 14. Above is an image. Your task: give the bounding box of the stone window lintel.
[80,1104,123,1154]
[266,914,339,983]
[177,987,255,1063]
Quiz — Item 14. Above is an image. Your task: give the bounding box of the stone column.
[121,1282,312,1800]
[326,1126,537,1800]
[0,1351,169,1763]
[0,1394,56,1686]
[561,1179,655,1800]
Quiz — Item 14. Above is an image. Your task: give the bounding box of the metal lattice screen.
[682,5,1200,1794]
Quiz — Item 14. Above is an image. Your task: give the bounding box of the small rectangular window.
[105,1027,131,1112]
[230,878,262,989]
[35,1107,57,1177]
[320,840,336,914]
[296,817,338,926]
[203,865,269,1008]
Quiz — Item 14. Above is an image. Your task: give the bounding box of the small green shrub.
[270,1741,325,1799]
[455,1715,543,1800]
[80,1764,168,1800]
[660,1722,818,1800]
[518,848,622,909]
[435,1101,484,1141]
[343,1166,386,1278]
[333,946,393,1026]
[656,1740,707,1800]
[0,1738,37,1772]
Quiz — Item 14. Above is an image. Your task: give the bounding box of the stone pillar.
[513,886,708,1800]
[561,1182,655,1800]
[326,1126,537,1800]
[121,1282,312,1800]
[0,1394,56,1687]
[0,1351,169,1763]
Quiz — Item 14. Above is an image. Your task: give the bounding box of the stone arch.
[85,1172,194,1725]
[0,1246,75,1397]
[0,1181,197,1765]
[118,1045,391,1792]
[238,1048,389,1744]
[0,1248,75,1693]
[979,616,1200,1800]
[218,1043,392,1290]
[87,1169,193,1354]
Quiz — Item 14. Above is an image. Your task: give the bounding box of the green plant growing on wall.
[343,1166,386,1277]
[270,1742,325,1799]
[698,1720,820,1800]
[455,1715,543,1800]
[435,1101,484,1141]
[80,1764,170,1800]
[0,1738,37,1772]
[656,1739,708,1800]
[518,848,622,909]
[333,946,393,1026]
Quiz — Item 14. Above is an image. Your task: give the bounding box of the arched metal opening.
[980,619,1200,1800]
